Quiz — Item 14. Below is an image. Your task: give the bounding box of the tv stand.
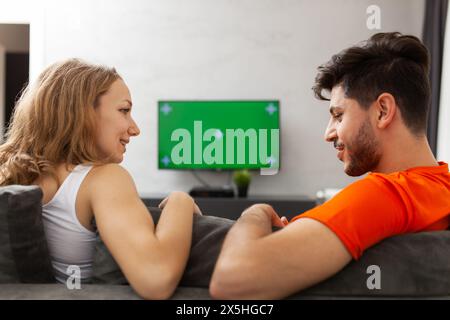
[142,195,316,220]
[189,185,235,198]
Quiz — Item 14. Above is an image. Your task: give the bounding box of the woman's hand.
[158,192,203,215]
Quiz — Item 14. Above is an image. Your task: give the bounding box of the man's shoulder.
[340,175,384,194]
[366,164,450,191]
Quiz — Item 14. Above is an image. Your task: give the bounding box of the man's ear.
[374,93,397,129]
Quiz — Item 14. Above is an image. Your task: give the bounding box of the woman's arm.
[88,163,195,299]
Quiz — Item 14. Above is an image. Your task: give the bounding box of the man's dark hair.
[313,32,431,135]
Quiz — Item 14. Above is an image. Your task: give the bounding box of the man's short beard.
[345,119,381,176]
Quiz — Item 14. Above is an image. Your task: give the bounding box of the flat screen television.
[158,100,280,170]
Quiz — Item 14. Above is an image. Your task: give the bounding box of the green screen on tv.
[158,101,280,170]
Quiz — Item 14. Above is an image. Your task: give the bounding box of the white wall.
[0,0,45,85]
[0,24,29,142]
[5,0,426,197]
[438,4,450,164]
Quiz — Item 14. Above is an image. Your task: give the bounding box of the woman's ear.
[375,93,397,129]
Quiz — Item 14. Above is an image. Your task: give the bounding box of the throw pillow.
[0,185,55,283]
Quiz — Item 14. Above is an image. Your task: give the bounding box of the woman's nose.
[129,118,140,137]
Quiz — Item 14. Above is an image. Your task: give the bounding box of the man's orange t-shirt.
[291,161,450,260]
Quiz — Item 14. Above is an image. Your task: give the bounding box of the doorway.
[0,24,29,141]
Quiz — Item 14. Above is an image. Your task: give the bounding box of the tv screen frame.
[157,100,280,171]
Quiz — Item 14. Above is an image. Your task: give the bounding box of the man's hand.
[158,192,203,215]
[241,204,288,228]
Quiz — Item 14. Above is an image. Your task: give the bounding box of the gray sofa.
[1,185,450,300]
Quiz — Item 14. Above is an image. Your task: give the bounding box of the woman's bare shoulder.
[85,164,143,221]
[89,163,130,176]
[86,163,137,194]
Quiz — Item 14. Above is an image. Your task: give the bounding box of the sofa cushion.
[0,185,55,283]
[93,207,450,296]
[299,230,450,297]
[0,283,213,300]
[92,208,233,287]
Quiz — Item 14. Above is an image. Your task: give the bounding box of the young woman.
[0,58,200,299]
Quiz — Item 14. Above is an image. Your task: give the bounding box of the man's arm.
[209,204,352,299]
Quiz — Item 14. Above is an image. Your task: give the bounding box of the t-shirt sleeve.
[290,176,408,260]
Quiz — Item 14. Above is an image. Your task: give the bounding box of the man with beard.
[209,32,450,299]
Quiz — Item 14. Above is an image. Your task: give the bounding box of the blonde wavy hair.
[0,58,121,186]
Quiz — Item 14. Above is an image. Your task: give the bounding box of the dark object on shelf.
[237,185,248,198]
[233,170,251,198]
[189,186,235,198]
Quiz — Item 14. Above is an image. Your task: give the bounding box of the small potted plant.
[233,169,251,198]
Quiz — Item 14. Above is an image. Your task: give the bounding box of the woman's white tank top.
[42,164,97,284]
